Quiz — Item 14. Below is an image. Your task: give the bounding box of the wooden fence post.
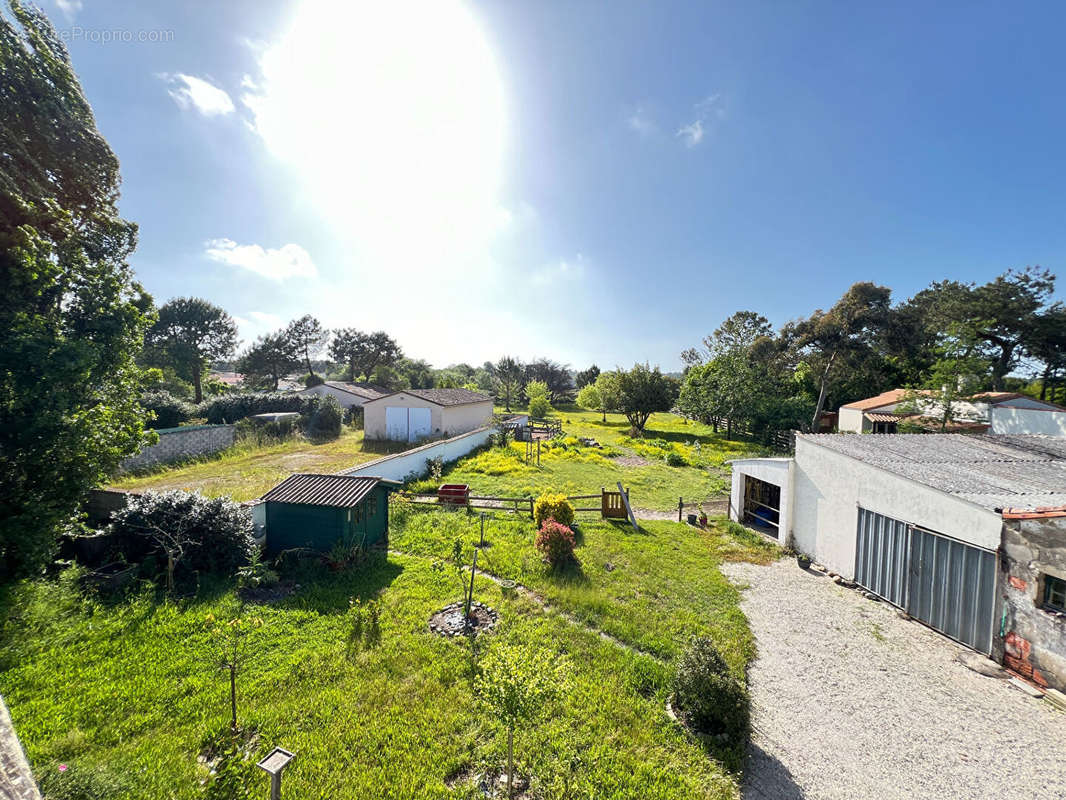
[678,496,683,522]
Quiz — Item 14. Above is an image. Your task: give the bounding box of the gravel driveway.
[722,559,1066,800]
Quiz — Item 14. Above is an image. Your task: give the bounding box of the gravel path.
[722,559,1066,800]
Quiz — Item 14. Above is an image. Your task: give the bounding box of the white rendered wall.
[729,458,794,544]
[991,406,1066,436]
[837,407,866,433]
[791,438,1003,578]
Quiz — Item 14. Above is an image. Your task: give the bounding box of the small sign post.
[257,747,295,800]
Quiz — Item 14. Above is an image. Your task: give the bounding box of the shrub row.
[200,392,323,424]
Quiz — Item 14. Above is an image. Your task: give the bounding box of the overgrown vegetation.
[0,512,777,799]
[673,637,750,741]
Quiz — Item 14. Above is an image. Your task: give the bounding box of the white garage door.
[385,407,408,441]
[384,406,433,442]
[409,407,431,441]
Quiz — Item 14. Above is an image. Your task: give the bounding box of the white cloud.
[677,94,721,148]
[204,239,317,281]
[55,0,82,19]
[677,120,704,148]
[627,108,656,137]
[160,73,235,116]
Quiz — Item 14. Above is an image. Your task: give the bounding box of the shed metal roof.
[799,433,1066,513]
[261,474,396,508]
[363,388,493,407]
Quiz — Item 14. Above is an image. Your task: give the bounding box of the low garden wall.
[339,425,495,483]
[119,424,235,472]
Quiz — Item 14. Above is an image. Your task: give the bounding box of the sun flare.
[245,0,508,264]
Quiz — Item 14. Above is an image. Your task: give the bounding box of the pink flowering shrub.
[535,518,576,567]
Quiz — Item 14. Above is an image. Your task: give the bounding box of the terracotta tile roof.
[841,389,916,411]
[261,474,397,507]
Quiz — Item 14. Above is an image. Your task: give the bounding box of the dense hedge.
[306,395,343,440]
[200,392,322,424]
[140,391,195,429]
[108,489,256,583]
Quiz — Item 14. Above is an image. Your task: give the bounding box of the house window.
[1044,575,1066,613]
[871,420,897,434]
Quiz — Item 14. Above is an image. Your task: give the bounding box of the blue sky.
[43,0,1066,371]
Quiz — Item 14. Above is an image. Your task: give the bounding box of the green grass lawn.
[0,513,778,799]
[412,408,768,512]
[111,429,383,502]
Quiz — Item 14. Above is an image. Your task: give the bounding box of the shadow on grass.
[605,519,651,535]
[275,553,404,614]
[546,558,588,587]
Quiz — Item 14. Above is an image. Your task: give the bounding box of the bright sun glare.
[246,0,508,265]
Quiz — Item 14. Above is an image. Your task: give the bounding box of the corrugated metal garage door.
[907,527,996,655]
[855,508,910,607]
[855,508,996,654]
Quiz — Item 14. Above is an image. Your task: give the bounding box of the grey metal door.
[907,527,996,655]
[855,507,909,607]
[854,508,996,654]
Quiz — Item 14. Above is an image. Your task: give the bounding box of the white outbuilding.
[362,388,493,443]
[296,381,390,410]
[730,433,1066,689]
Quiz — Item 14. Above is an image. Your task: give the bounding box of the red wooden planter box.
[438,484,470,506]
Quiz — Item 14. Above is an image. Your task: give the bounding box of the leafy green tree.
[616,363,676,434]
[575,364,600,389]
[329,328,402,380]
[593,371,623,421]
[477,645,569,798]
[492,356,524,411]
[236,329,299,391]
[897,323,990,432]
[524,358,574,403]
[0,2,153,576]
[146,298,238,403]
[525,380,552,418]
[396,357,435,389]
[784,283,892,431]
[575,383,602,418]
[1027,306,1066,402]
[286,314,329,382]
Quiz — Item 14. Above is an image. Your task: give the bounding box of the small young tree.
[204,607,263,732]
[525,380,552,418]
[593,371,623,422]
[575,383,602,419]
[477,645,569,797]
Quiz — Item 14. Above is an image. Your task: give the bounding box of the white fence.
[338,425,495,482]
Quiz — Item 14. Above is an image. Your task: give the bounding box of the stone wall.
[999,517,1066,691]
[119,424,235,472]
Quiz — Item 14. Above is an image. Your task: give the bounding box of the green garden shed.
[260,474,399,556]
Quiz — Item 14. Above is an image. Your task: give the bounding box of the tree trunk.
[601,408,606,422]
[810,351,838,432]
[1041,365,1051,400]
[193,368,204,404]
[507,727,514,798]
[166,552,175,594]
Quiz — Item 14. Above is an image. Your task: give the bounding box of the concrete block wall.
[119,424,235,472]
[339,426,494,483]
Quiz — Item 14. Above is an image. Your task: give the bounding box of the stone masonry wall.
[999,517,1066,691]
[119,424,235,472]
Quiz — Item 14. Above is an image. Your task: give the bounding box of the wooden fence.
[398,486,636,525]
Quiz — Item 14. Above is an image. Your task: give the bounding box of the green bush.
[200,392,321,424]
[108,490,256,584]
[140,391,194,429]
[526,380,553,418]
[306,394,343,440]
[672,636,749,739]
[664,451,688,467]
[533,492,575,528]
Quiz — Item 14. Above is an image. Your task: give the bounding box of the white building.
[837,389,1066,435]
[730,434,1066,689]
[362,388,493,442]
[296,381,390,410]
